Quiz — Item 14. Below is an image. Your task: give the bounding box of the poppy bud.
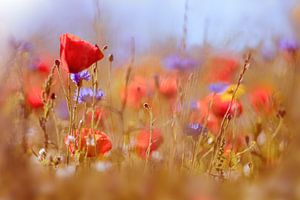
[55,59,60,66]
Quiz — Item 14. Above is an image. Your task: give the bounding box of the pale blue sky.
[0,0,298,62]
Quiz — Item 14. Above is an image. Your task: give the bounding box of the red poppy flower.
[86,107,106,127]
[158,76,177,98]
[65,128,112,157]
[211,95,243,118]
[60,33,104,73]
[136,129,163,158]
[26,87,43,109]
[206,57,238,82]
[36,61,50,74]
[121,76,150,109]
[249,86,274,115]
[194,94,220,134]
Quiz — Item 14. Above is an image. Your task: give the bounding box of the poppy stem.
[144,103,153,172]
[91,62,98,157]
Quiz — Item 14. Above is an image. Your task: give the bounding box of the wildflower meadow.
[1,1,300,199]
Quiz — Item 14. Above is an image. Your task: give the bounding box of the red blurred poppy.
[65,128,112,157]
[136,128,163,158]
[36,61,50,74]
[211,95,243,118]
[26,87,43,109]
[206,57,238,82]
[224,135,246,156]
[158,75,178,98]
[60,33,104,73]
[86,107,106,127]
[194,94,220,134]
[121,76,150,109]
[249,86,273,115]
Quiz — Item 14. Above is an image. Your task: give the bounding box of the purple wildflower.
[70,70,91,85]
[185,123,207,136]
[190,101,198,110]
[279,39,299,53]
[208,82,229,93]
[9,37,33,52]
[75,87,105,104]
[163,54,198,71]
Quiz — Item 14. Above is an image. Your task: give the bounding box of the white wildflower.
[56,166,76,178]
[94,161,112,172]
[65,135,75,145]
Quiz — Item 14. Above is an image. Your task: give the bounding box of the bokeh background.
[1,1,300,200]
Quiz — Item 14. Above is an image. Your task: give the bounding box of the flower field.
[1,1,300,199]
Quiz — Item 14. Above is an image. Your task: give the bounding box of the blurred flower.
[121,76,151,109]
[56,166,76,178]
[248,86,273,115]
[60,33,104,73]
[196,94,220,134]
[208,82,229,93]
[26,87,43,109]
[94,161,112,172]
[158,75,177,98]
[136,129,163,158]
[190,101,198,110]
[86,107,105,126]
[220,84,246,101]
[70,70,91,85]
[65,128,112,157]
[212,95,243,118]
[257,131,266,145]
[185,123,207,136]
[151,151,163,161]
[163,54,197,71]
[206,56,238,82]
[75,87,104,104]
[30,58,51,74]
[243,163,251,177]
[65,135,75,145]
[9,37,33,52]
[38,148,47,161]
[279,38,299,53]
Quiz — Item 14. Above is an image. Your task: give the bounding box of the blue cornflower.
[185,123,207,136]
[208,82,229,93]
[279,39,299,52]
[70,70,91,85]
[75,87,104,104]
[163,54,197,71]
[9,37,33,52]
[190,101,198,110]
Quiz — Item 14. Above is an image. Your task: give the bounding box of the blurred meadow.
[1,0,300,199]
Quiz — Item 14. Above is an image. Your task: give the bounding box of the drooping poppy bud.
[60,33,104,73]
[136,129,163,158]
